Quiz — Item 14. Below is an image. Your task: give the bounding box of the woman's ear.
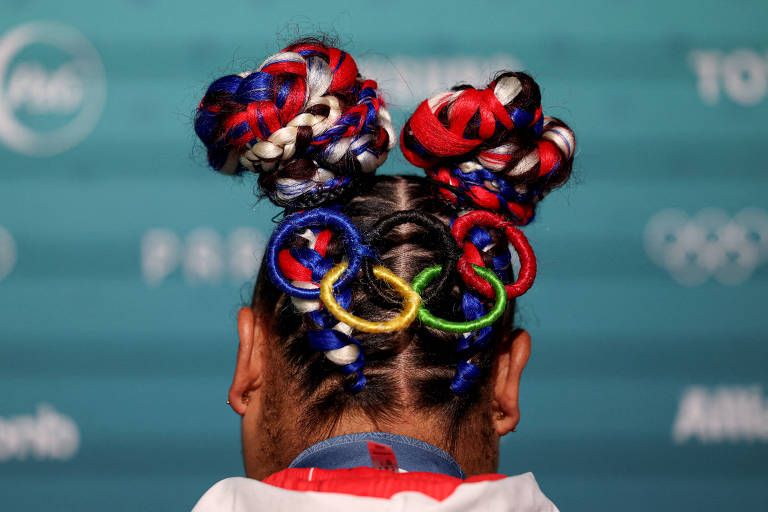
[491,329,531,435]
[228,307,268,416]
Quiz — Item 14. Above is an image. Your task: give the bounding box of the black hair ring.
[362,209,460,310]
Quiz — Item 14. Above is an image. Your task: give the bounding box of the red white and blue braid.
[195,42,395,207]
[400,72,574,393]
[274,219,368,392]
[401,72,575,225]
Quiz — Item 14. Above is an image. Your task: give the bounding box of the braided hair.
[400,71,575,225]
[195,41,576,446]
[195,38,395,209]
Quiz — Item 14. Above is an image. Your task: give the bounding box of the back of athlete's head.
[195,38,576,476]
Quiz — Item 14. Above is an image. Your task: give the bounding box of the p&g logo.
[0,21,106,156]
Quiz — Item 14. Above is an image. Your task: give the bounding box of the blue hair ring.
[266,208,368,299]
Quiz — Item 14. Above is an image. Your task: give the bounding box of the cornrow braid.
[195,40,399,396]
[251,176,520,445]
[394,70,574,407]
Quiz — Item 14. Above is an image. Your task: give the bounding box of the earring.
[495,411,505,421]
[226,394,250,406]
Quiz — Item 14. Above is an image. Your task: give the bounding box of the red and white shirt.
[192,466,559,511]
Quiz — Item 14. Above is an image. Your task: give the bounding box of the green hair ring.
[411,264,507,333]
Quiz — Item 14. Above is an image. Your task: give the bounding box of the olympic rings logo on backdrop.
[141,227,266,286]
[644,208,768,286]
[0,225,17,282]
[0,21,105,156]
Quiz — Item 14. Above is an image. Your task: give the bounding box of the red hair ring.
[451,210,537,299]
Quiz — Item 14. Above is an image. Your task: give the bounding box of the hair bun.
[400,72,575,225]
[195,40,395,208]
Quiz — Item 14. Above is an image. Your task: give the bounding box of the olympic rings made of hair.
[451,210,537,299]
[266,208,369,299]
[362,209,461,309]
[412,264,507,333]
[320,262,421,333]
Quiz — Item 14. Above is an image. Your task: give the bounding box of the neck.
[322,411,500,476]
[242,380,500,479]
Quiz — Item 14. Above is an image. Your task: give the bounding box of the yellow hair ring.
[319,262,420,333]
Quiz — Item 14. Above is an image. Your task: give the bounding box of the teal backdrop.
[1,1,767,510]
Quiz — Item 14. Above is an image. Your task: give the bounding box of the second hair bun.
[400,71,575,225]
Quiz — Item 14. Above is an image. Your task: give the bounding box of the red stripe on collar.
[264,467,506,501]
